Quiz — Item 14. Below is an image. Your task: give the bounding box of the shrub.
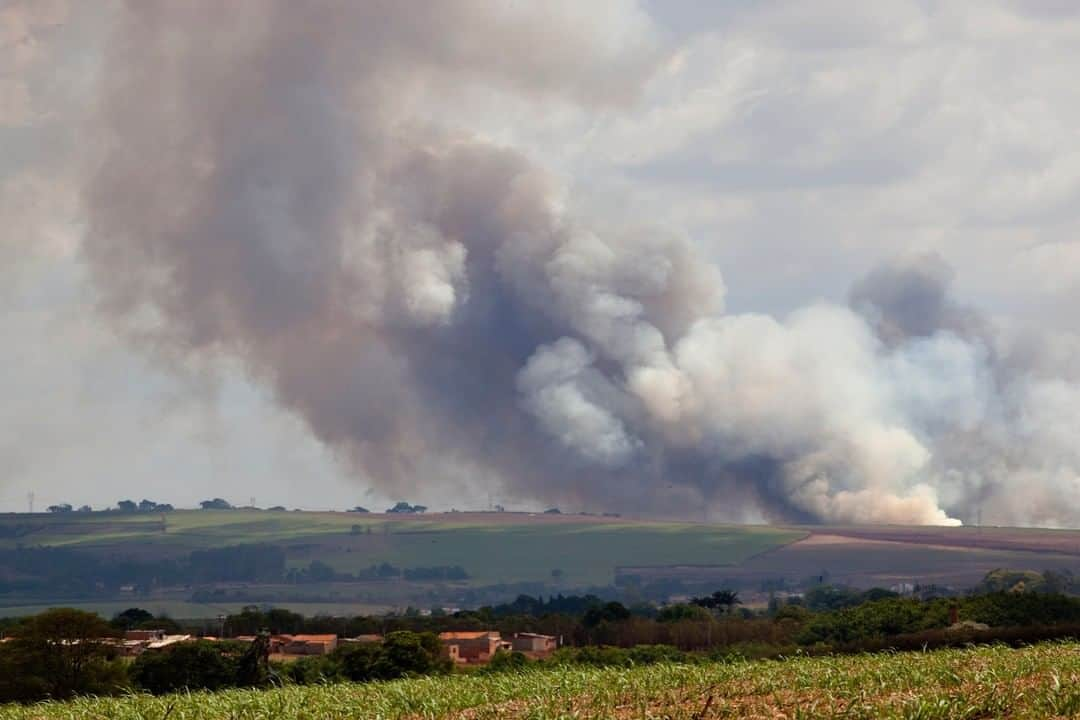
[627,644,687,665]
[0,608,128,703]
[657,604,713,623]
[275,655,344,684]
[479,649,531,674]
[336,631,449,682]
[130,642,238,694]
[551,645,631,667]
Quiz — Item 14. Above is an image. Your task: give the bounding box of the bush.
[551,645,631,667]
[550,644,687,668]
[0,608,128,703]
[479,649,531,674]
[335,632,449,682]
[130,642,238,694]
[657,604,713,623]
[627,644,687,665]
[275,655,343,685]
[797,597,941,646]
[961,592,1080,627]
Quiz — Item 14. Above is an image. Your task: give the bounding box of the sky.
[3,1,1080,524]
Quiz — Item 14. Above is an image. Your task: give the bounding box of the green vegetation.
[0,511,803,612]
[6,587,1080,705]
[0,609,128,702]
[2,642,1079,719]
[976,568,1080,595]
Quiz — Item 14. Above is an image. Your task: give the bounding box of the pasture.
[6,511,1080,618]
[0,511,803,612]
[1,642,1078,719]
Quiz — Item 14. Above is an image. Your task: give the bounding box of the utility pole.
[27,492,34,514]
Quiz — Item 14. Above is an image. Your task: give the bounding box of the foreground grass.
[4,643,1080,719]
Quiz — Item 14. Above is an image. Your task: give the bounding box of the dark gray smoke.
[80,2,1080,526]
[849,253,989,345]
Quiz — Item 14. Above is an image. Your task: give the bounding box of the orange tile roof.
[438,631,499,640]
[290,634,337,642]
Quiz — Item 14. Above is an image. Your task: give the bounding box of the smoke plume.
[80,1,1080,526]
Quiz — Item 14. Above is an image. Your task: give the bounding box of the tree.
[335,632,447,682]
[235,631,271,687]
[348,506,370,513]
[372,631,446,679]
[200,498,233,510]
[583,601,631,627]
[693,589,742,616]
[111,607,154,630]
[657,604,713,623]
[47,503,73,513]
[130,641,237,694]
[76,505,92,513]
[386,501,426,514]
[713,589,741,615]
[116,500,137,512]
[3,609,125,701]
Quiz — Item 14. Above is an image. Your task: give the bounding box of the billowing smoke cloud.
[80,1,1080,527]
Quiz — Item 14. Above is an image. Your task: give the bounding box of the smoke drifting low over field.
[80,2,1080,527]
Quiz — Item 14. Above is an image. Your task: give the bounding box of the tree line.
[4,587,1080,703]
[0,546,472,597]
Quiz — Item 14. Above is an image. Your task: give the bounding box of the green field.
[2,642,1078,719]
[0,600,393,620]
[0,511,804,614]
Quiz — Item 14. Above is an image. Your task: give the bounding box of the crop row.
[2,642,1079,719]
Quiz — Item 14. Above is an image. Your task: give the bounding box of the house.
[340,634,383,645]
[281,634,338,655]
[146,634,193,650]
[124,629,166,642]
[437,631,507,664]
[111,630,194,656]
[510,632,557,657]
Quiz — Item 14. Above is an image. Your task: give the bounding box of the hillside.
[0,510,802,617]
[4,510,1080,619]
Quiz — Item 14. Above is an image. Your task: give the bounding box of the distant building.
[510,632,557,657]
[438,631,508,664]
[124,629,166,642]
[113,630,194,656]
[281,634,338,655]
[339,634,383,646]
[146,634,192,650]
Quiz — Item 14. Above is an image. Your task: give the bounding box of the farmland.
[0,511,803,616]
[4,510,1080,618]
[0,512,802,585]
[2,642,1079,719]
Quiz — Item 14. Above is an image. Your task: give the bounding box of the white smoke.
[73,1,1080,527]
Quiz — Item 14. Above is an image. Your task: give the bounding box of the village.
[109,628,559,664]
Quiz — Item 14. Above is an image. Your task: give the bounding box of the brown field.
[621,524,1080,590]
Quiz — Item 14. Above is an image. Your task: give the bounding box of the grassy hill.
[0,510,803,586]
[0,510,804,616]
[6,510,1080,619]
